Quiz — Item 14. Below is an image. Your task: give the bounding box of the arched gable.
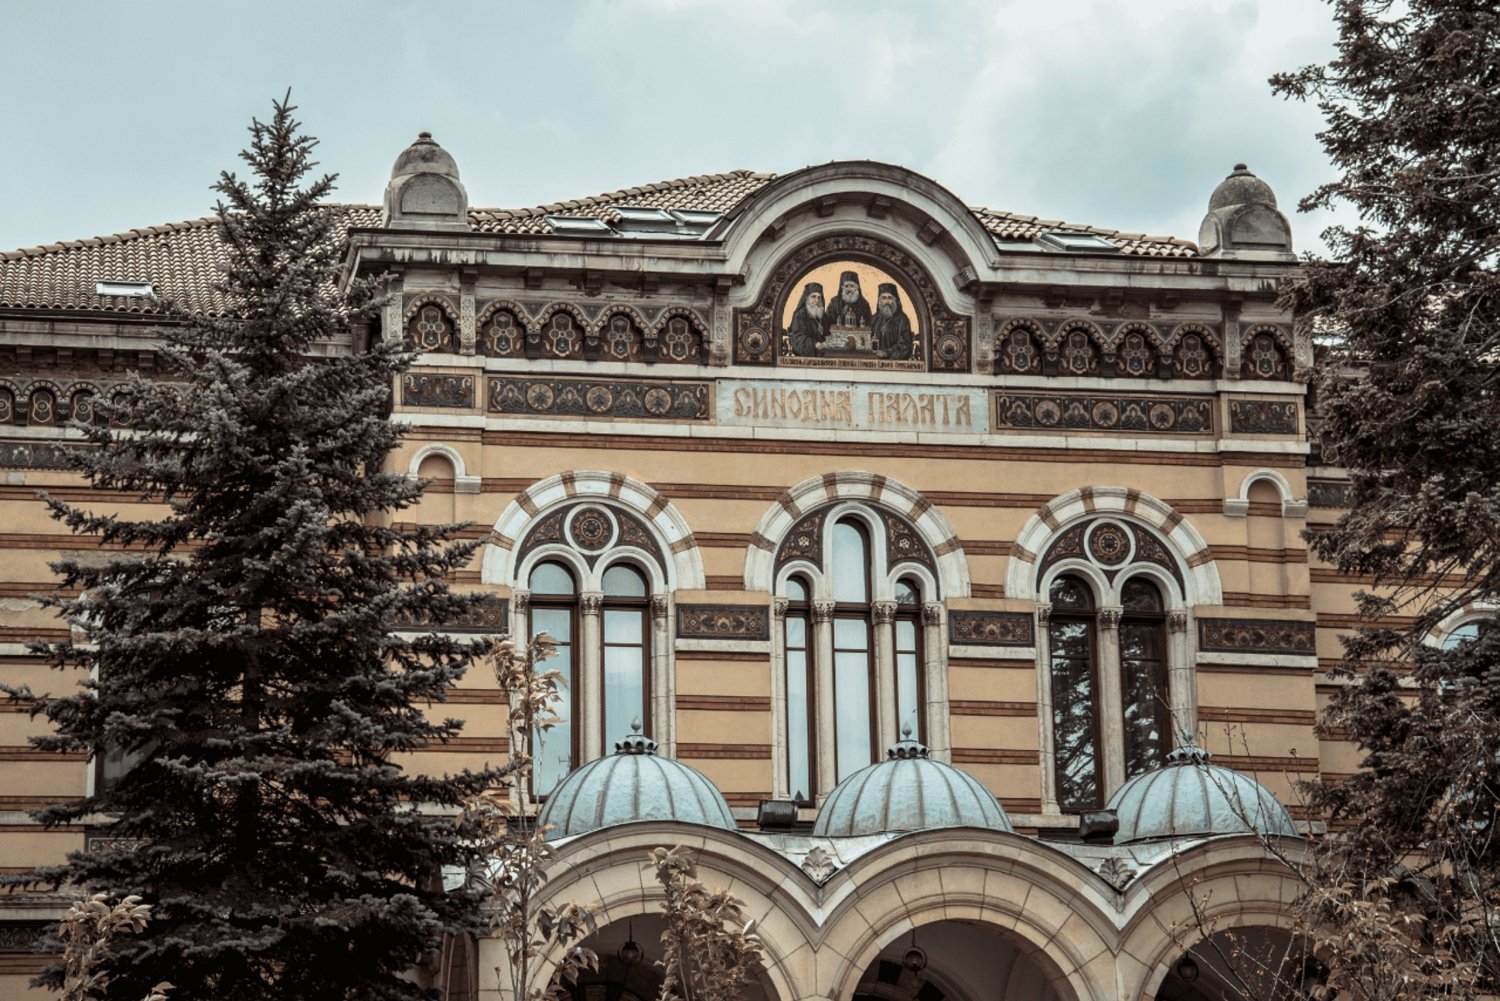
[484,471,705,590]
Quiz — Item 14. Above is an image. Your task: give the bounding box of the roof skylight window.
[545,215,614,234]
[1037,231,1120,253]
[95,281,157,298]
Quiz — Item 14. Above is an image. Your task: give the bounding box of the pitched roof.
[0,171,1197,316]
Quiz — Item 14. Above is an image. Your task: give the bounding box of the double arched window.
[774,509,941,803]
[525,560,655,795]
[1034,516,1191,813]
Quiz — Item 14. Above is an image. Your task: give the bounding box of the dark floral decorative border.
[950,611,1034,646]
[0,923,48,952]
[1227,399,1299,435]
[391,597,509,633]
[993,393,1214,435]
[1307,480,1353,508]
[0,440,79,469]
[677,604,770,640]
[402,373,474,408]
[1198,618,1316,654]
[488,377,711,421]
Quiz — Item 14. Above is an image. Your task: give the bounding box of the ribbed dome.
[537,728,736,841]
[390,131,460,180]
[1107,743,1298,844]
[812,737,1013,837]
[1208,164,1277,210]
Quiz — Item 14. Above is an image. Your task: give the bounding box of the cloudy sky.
[2,0,1346,254]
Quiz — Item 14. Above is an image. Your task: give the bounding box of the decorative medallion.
[677,604,770,640]
[1241,330,1289,380]
[566,506,616,552]
[489,377,711,421]
[478,310,524,357]
[776,509,825,572]
[1096,856,1137,891]
[949,612,1033,646]
[401,374,474,408]
[405,303,456,352]
[994,393,1214,435]
[801,845,839,883]
[1085,521,1133,566]
[1198,618,1316,655]
[1228,399,1299,435]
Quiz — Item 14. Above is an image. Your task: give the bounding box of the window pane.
[1121,577,1163,612]
[1121,620,1168,777]
[786,613,813,802]
[1049,618,1099,810]
[834,617,868,650]
[784,577,808,603]
[895,579,919,605]
[603,630,645,743]
[895,618,921,739]
[529,562,576,596]
[831,520,869,603]
[1443,622,1481,650]
[834,649,873,780]
[602,564,647,597]
[1049,575,1093,611]
[603,607,642,644]
[531,606,573,795]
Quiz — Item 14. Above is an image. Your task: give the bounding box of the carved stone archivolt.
[773,502,936,578]
[517,501,667,573]
[1039,519,1184,589]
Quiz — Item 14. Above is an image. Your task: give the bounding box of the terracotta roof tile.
[0,172,1198,316]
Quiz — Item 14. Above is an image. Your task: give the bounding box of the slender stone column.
[812,600,837,800]
[579,592,603,763]
[921,602,949,761]
[651,594,672,755]
[770,598,790,800]
[1167,609,1194,745]
[1034,603,1058,814]
[1097,605,1125,795]
[872,600,898,753]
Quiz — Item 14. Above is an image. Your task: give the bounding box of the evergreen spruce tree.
[1273,1,1500,991]
[2,96,499,1000]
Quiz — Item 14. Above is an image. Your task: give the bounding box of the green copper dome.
[537,728,736,841]
[1107,743,1298,844]
[812,736,1013,837]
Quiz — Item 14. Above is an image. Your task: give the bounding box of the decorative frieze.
[1198,618,1316,655]
[1227,399,1299,435]
[949,611,1033,646]
[401,373,474,408]
[992,393,1214,435]
[676,604,770,641]
[1308,480,1353,508]
[488,377,711,421]
[0,440,79,469]
[0,923,47,952]
[391,596,509,633]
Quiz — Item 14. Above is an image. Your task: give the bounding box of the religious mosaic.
[949,611,1033,646]
[1228,399,1299,435]
[517,501,667,572]
[992,393,1214,435]
[773,502,935,577]
[401,374,474,408]
[487,377,711,421]
[677,604,771,640]
[1197,618,1317,655]
[1039,518,1184,588]
[735,236,970,372]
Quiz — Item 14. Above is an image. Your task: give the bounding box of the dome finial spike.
[901,722,913,740]
[631,717,642,734]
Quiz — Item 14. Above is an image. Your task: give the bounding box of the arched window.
[528,561,577,796]
[784,576,815,804]
[1048,575,1099,811]
[1119,578,1170,779]
[601,563,650,742]
[771,504,944,801]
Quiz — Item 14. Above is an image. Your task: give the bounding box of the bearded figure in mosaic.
[786,282,827,355]
[823,269,873,330]
[870,282,914,359]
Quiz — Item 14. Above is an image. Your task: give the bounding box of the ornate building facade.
[0,136,1446,1000]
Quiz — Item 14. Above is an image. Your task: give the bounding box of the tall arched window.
[1119,578,1169,779]
[1048,575,1099,811]
[784,576,815,803]
[601,563,650,742]
[528,561,577,796]
[831,519,875,781]
[894,578,924,739]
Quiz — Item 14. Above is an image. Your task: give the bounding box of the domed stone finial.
[886,731,931,761]
[614,721,657,755]
[382,130,469,231]
[1198,163,1293,259]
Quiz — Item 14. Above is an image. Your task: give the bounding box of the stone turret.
[1197,164,1294,259]
[382,131,469,231]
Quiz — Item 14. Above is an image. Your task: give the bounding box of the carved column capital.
[773,597,790,620]
[872,600,898,625]
[580,592,603,615]
[1098,606,1122,630]
[650,594,669,621]
[812,600,836,624]
[1167,610,1189,634]
[512,590,530,615]
[921,602,943,627]
[1036,602,1051,627]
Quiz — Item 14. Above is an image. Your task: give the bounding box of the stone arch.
[522,824,818,1001]
[533,299,592,331]
[1119,837,1311,1001]
[592,302,652,337]
[819,832,1120,1001]
[1008,487,1222,606]
[648,305,710,338]
[1427,599,1498,648]
[994,317,1045,375]
[406,442,480,493]
[483,471,705,590]
[402,293,460,324]
[744,472,970,598]
[1225,468,1305,518]
[1241,322,1294,356]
